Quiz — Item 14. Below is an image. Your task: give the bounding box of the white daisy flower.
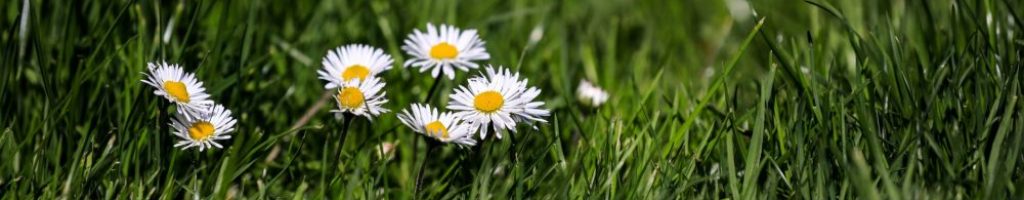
[332,76,389,119]
[448,66,550,139]
[171,104,236,151]
[141,62,214,115]
[397,103,476,147]
[318,44,395,89]
[402,23,490,79]
[576,79,609,107]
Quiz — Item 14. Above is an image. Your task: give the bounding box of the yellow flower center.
[163,81,190,103]
[188,121,216,141]
[341,65,370,81]
[473,91,504,113]
[424,121,449,139]
[429,42,458,59]
[337,87,365,109]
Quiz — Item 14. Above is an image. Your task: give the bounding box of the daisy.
[448,66,549,139]
[576,79,609,107]
[141,62,214,115]
[171,104,236,151]
[397,104,476,147]
[318,44,395,89]
[402,23,490,79]
[332,76,389,119]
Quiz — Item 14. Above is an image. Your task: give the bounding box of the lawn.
[2,0,1023,199]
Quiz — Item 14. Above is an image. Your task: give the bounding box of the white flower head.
[528,25,544,47]
[318,44,395,89]
[397,103,477,147]
[402,23,490,79]
[576,79,609,107]
[332,76,389,119]
[171,104,236,152]
[141,62,214,115]
[375,141,399,160]
[448,66,549,139]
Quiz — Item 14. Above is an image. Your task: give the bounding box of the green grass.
[2,0,1024,199]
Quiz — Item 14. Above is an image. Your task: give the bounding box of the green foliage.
[1,0,1023,199]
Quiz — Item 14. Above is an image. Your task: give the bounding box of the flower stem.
[334,115,354,182]
[414,141,436,198]
[508,131,517,163]
[338,114,354,154]
[422,75,444,103]
[322,114,353,195]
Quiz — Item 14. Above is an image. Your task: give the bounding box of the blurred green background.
[2,0,1024,199]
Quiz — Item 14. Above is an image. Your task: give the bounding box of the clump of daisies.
[448,66,550,139]
[318,44,393,120]
[400,24,551,141]
[397,23,498,146]
[142,62,237,152]
[576,79,609,107]
[311,24,549,153]
[402,23,490,80]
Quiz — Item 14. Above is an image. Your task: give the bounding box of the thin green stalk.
[334,115,354,182]
[322,113,353,195]
[422,75,444,103]
[414,141,437,199]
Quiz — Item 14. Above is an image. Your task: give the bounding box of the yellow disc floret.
[188,121,215,141]
[429,42,459,59]
[163,81,190,103]
[337,87,365,109]
[424,121,449,138]
[341,65,370,81]
[473,91,504,113]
